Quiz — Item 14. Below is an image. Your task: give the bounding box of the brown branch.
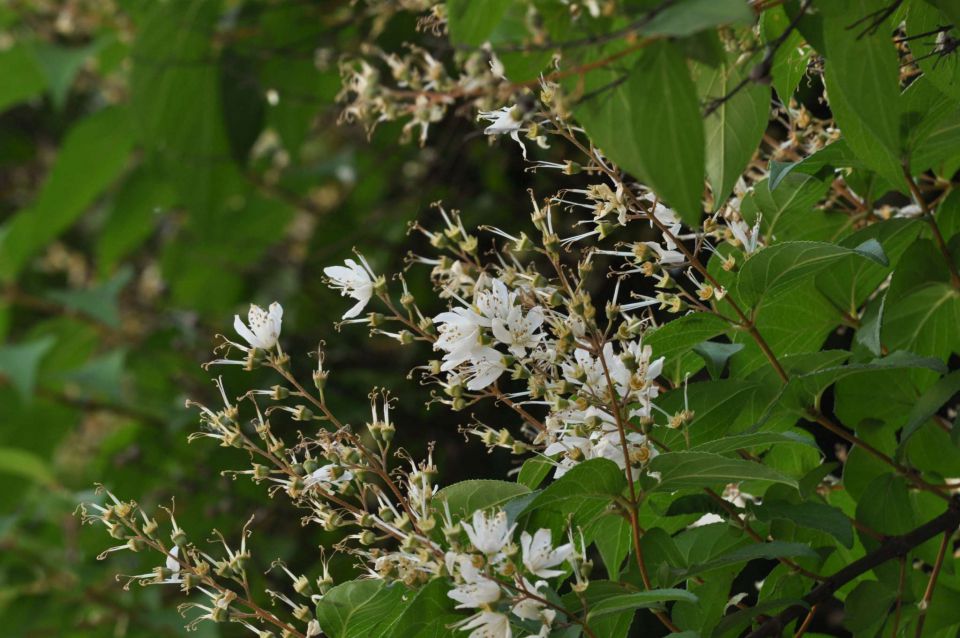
[745,498,960,638]
[915,532,951,638]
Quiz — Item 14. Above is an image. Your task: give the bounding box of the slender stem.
[915,532,951,638]
[904,169,960,290]
[793,604,817,638]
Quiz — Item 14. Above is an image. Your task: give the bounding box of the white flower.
[512,580,556,637]
[462,346,507,391]
[456,611,512,638]
[478,105,529,159]
[520,529,574,578]
[304,465,354,489]
[479,106,522,136]
[475,278,514,322]
[448,555,501,609]
[462,509,516,555]
[324,257,375,319]
[730,216,762,255]
[491,305,544,357]
[434,307,489,368]
[233,302,283,350]
[166,545,181,573]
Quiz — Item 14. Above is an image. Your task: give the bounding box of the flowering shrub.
[84,2,960,638]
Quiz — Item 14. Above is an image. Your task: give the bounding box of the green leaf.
[842,580,897,634]
[761,6,812,101]
[0,446,57,486]
[649,452,798,491]
[517,457,552,490]
[741,173,839,244]
[693,341,744,380]
[0,336,56,400]
[381,579,458,638]
[588,516,632,581]
[574,41,704,224]
[131,0,246,227]
[640,0,753,37]
[815,219,920,315]
[520,458,625,529]
[755,350,946,423]
[587,589,698,621]
[97,171,176,272]
[690,432,815,456]
[433,479,530,518]
[735,240,887,306]
[31,40,103,110]
[672,541,818,581]
[0,107,135,280]
[753,500,853,548]
[695,53,770,208]
[898,370,960,446]
[883,282,960,360]
[904,2,960,100]
[60,350,127,403]
[315,580,407,638]
[446,0,511,45]
[46,267,133,328]
[0,44,46,113]
[821,1,905,190]
[645,312,730,383]
[855,474,916,536]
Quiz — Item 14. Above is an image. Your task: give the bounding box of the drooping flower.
[455,611,512,638]
[461,346,507,391]
[166,545,182,574]
[478,105,529,159]
[233,302,283,350]
[462,509,515,555]
[447,555,501,609]
[520,529,574,578]
[324,257,375,319]
[304,465,354,489]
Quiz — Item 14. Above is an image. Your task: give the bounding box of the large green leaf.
[381,578,459,638]
[639,0,752,37]
[315,580,407,638]
[520,458,626,531]
[761,6,812,101]
[587,589,698,620]
[897,369,960,446]
[446,0,511,45]
[433,479,530,518]
[905,2,960,100]
[131,0,245,227]
[0,107,134,280]
[0,45,46,113]
[820,0,905,190]
[735,240,887,307]
[574,41,705,224]
[752,350,946,425]
[696,54,770,208]
[752,500,854,548]
[648,451,798,491]
[0,446,57,486]
[671,541,818,581]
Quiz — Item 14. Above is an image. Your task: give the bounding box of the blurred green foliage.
[0,1,535,635]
